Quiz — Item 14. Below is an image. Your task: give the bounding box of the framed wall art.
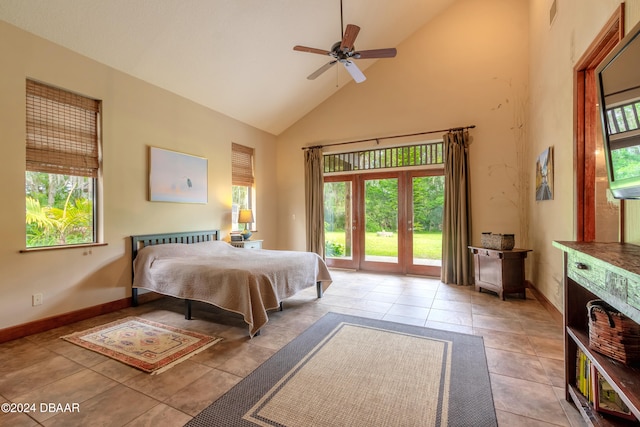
[535,146,554,201]
[149,146,208,203]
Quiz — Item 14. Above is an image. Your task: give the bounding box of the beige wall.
[528,0,640,310]
[0,21,278,330]
[277,0,640,312]
[4,0,640,332]
[276,0,530,252]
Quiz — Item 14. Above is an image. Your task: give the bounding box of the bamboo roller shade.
[26,80,100,178]
[232,143,254,186]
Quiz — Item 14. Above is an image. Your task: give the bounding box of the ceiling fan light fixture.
[342,60,366,83]
[292,6,396,83]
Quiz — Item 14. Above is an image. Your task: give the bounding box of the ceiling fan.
[293,6,397,83]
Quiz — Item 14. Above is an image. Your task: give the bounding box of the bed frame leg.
[185,299,192,320]
[279,301,283,311]
[132,288,138,307]
[316,281,323,298]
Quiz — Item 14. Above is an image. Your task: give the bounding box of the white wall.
[0,20,278,331]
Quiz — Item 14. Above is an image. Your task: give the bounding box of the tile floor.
[0,270,586,426]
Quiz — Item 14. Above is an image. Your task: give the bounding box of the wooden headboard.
[131,229,220,261]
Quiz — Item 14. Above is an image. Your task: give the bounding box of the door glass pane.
[324,181,352,260]
[364,178,398,263]
[412,176,444,266]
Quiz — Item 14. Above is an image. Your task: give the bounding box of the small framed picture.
[535,146,553,201]
[594,370,636,421]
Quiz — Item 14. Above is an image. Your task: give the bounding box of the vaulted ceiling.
[0,0,456,135]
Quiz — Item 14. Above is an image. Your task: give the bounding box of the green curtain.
[304,147,325,257]
[441,130,472,285]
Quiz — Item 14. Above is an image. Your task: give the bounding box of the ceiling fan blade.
[340,24,360,52]
[342,60,366,83]
[353,48,397,59]
[308,61,337,80]
[293,45,331,56]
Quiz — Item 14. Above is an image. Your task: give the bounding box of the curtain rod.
[301,125,475,150]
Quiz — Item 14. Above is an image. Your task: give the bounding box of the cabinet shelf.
[554,241,640,427]
[567,327,640,421]
[468,246,531,300]
[567,384,636,427]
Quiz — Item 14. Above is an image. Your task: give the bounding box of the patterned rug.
[187,312,497,427]
[61,317,222,375]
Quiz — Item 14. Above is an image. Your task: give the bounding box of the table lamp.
[238,209,254,240]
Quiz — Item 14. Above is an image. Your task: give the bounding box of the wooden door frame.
[358,171,405,274]
[323,175,360,270]
[574,4,624,241]
[324,169,444,276]
[405,168,445,276]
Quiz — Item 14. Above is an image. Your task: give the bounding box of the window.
[25,80,100,248]
[231,143,254,231]
[323,141,444,174]
[606,100,640,135]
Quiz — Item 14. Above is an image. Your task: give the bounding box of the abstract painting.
[149,147,208,203]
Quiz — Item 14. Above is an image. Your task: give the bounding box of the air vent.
[550,0,558,26]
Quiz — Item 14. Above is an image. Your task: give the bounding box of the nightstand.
[468,246,531,300]
[230,239,263,249]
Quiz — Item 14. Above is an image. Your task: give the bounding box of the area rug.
[187,312,497,427]
[61,317,222,375]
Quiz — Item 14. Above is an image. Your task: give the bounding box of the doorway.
[574,5,623,242]
[324,169,444,276]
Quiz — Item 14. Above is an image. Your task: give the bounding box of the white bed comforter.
[133,240,332,336]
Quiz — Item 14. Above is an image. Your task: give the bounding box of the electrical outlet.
[32,293,43,306]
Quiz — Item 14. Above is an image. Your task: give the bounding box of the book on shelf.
[576,348,638,422]
[576,348,594,403]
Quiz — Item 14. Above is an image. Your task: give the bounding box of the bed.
[131,230,332,337]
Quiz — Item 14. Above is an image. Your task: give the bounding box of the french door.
[324,169,444,276]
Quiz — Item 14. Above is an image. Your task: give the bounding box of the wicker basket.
[480,233,515,250]
[588,299,640,365]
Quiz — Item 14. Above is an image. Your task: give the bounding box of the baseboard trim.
[0,298,131,344]
[526,280,562,325]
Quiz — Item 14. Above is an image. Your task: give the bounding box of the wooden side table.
[230,239,263,249]
[468,246,531,300]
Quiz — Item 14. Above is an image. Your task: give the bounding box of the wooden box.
[481,233,515,250]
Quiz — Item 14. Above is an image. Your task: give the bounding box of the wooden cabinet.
[468,247,531,300]
[554,241,640,426]
[230,239,263,249]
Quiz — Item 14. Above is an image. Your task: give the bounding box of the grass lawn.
[325,231,442,260]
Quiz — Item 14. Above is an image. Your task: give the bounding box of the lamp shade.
[238,209,254,224]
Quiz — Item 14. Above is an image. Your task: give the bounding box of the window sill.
[20,242,108,253]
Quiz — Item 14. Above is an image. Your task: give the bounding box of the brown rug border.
[61,316,222,374]
[187,312,497,426]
